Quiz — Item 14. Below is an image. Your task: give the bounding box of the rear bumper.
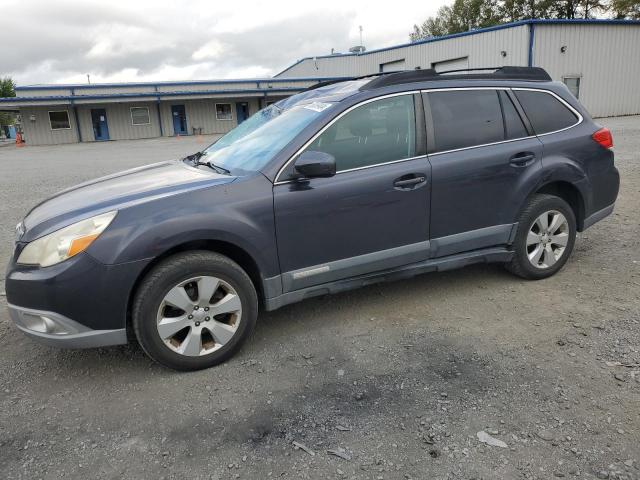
[8,304,127,348]
[583,203,615,230]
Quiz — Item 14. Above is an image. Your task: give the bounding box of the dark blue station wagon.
[6,67,619,370]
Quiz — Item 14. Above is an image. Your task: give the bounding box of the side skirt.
[264,247,513,311]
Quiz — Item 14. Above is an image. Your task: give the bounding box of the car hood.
[21,160,236,242]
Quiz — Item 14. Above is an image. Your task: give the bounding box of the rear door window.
[428,90,504,152]
[514,90,578,135]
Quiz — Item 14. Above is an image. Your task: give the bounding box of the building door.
[236,102,249,124]
[91,109,110,141]
[431,56,469,73]
[171,105,188,135]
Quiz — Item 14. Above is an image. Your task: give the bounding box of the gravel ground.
[0,118,638,480]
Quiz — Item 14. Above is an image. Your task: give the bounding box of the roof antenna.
[86,74,91,84]
[359,25,363,48]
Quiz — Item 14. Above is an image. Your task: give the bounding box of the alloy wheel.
[156,276,242,356]
[526,210,570,269]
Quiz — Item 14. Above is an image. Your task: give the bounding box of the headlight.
[17,211,117,267]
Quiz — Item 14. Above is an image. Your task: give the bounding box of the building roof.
[13,77,349,91]
[0,77,352,108]
[275,18,640,77]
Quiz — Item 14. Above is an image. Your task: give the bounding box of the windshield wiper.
[183,151,231,175]
[183,151,205,163]
[200,161,231,175]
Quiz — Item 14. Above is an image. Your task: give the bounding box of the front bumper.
[5,251,150,347]
[8,304,126,348]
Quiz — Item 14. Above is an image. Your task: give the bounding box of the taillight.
[592,127,613,149]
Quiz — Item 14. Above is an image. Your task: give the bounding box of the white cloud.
[0,0,449,85]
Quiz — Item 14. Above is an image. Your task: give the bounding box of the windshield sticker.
[303,102,332,112]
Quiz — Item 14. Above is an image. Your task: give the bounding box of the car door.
[424,88,544,257]
[273,93,431,293]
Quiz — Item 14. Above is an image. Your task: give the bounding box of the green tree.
[611,0,640,17]
[411,0,502,41]
[411,5,452,40]
[0,77,15,98]
[0,77,17,128]
[410,0,615,41]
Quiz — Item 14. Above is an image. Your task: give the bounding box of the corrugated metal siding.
[20,107,79,145]
[17,88,72,98]
[73,85,153,95]
[277,25,530,77]
[16,79,318,99]
[533,24,640,117]
[76,102,161,141]
[159,98,261,136]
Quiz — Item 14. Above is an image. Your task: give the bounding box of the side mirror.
[294,151,336,179]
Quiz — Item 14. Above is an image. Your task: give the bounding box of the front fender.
[87,174,279,279]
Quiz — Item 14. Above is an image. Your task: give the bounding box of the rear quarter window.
[514,90,579,135]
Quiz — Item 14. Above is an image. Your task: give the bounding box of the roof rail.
[360,66,551,90]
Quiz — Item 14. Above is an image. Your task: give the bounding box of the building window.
[563,76,581,99]
[130,107,151,125]
[49,110,71,130]
[216,103,233,121]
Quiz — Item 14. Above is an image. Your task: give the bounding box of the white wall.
[20,107,79,145]
[533,24,640,117]
[277,25,529,77]
[77,102,161,141]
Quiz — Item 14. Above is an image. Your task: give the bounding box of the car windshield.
[200,103,332,174]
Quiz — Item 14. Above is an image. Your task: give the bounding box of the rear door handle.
[509,152,536,167]
[394,174,426,189]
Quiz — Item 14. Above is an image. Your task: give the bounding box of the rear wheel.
[132,251,258,371]
[506,194,576,280]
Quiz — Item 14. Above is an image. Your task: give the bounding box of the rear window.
[429,90,504,152]
[514,90,578,134]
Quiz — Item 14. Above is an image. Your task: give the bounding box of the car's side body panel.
[273,156,432,292]
[87,173,280,279]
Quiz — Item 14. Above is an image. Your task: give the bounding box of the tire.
[132,251,258,371]
[506,194,577,280]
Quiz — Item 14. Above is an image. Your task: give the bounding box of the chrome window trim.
[273,86,583,183]
[511,87,583,136]
[423,86,583,156]
[427,135,538,157]
[273,90,419,184]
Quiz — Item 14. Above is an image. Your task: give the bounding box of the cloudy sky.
[0,0,449,86]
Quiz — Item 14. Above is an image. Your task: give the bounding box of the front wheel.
[506,194,577,280]
[132,251,258,371]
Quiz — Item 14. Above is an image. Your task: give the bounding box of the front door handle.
[394,174,426,189]
[509,152,536,167]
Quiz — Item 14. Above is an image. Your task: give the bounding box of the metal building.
[276,19,640,118]
[1,19,638,146]
[0,78,343,146]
